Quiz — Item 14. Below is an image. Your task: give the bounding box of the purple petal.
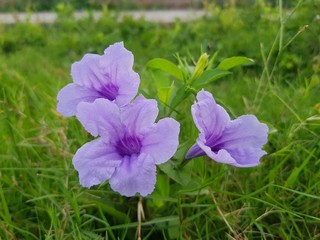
[224,148,266,167]
[214,115,268,167]
[197,133,238,165]
[100,42,134,72]
[76,98,123,139]
[192,90,230,139]
[73,138,122,188]
[109,153,156,197]
[196,115,268,167]
[69,43,139,107]
[120,95,159,135]
[114,71,140,107]
[142,118,180,164]
[185,143,205,159]
[57,83,103,117]
[217,115,268,148]
[71,54,106,90]
[99,42,139,106]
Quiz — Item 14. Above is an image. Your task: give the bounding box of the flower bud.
[191,53,209,84]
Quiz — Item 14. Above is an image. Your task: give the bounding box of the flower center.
[116,135,142,157]
[98,83,119,101]
[205,134,223,154]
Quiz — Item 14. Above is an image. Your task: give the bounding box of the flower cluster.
[57,42,180,197]
[57,42,269,197]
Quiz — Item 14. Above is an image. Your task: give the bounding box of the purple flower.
[185,90,268,167]
[72,96,180,197]
[57,42,140,117]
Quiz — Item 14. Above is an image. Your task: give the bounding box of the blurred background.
[0,0,304,11]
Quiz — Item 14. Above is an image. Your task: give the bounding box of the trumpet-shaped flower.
[73,96,180,197]
[57,42,140,116]
[186,90,268,167]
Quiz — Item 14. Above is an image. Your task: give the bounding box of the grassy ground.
[0,2,319,239]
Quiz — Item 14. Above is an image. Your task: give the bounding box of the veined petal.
[185,143,206,159]
[115,71,140,107]
[142,118,180,164]
[197,133,238,165]
[109,153,156,197]
[213,115,268,166]
[71,53,106,90]
[121,95,159,135]
[73,138,122,188]
[192,90,230,139]
[216,115,268,148]
[69,43,139,107]
[76,98,123,139]
[100,42,134,72]
[57,83,103,117]
[225,148,266,167]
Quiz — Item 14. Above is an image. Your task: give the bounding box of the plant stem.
[137,196,145,240]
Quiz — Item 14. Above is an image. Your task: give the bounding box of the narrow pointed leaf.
[193,69,232,88]
[217,56,254,70]
[169,86,188,109]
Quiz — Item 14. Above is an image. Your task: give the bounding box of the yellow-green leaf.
[217,56,254,70]
[147,58,185,81]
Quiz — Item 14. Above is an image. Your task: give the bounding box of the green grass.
[0,2,320,239]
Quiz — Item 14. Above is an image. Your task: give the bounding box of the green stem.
[279,0,284,52]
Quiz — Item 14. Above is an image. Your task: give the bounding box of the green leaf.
[158,85,174,105]
[285,148,315,188]
[152,175,170,208]
[80,193,129,221]
[82,230,103,239]
[151,70,174,105]
[159,160,193,186]
[217,56,254,70]
[193,69,232,88]
[168,218,180,239]
[169,86,187,109]
[147,58,185,81]
[151,69,170,88]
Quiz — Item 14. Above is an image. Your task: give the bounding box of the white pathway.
[0,10,206,24]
